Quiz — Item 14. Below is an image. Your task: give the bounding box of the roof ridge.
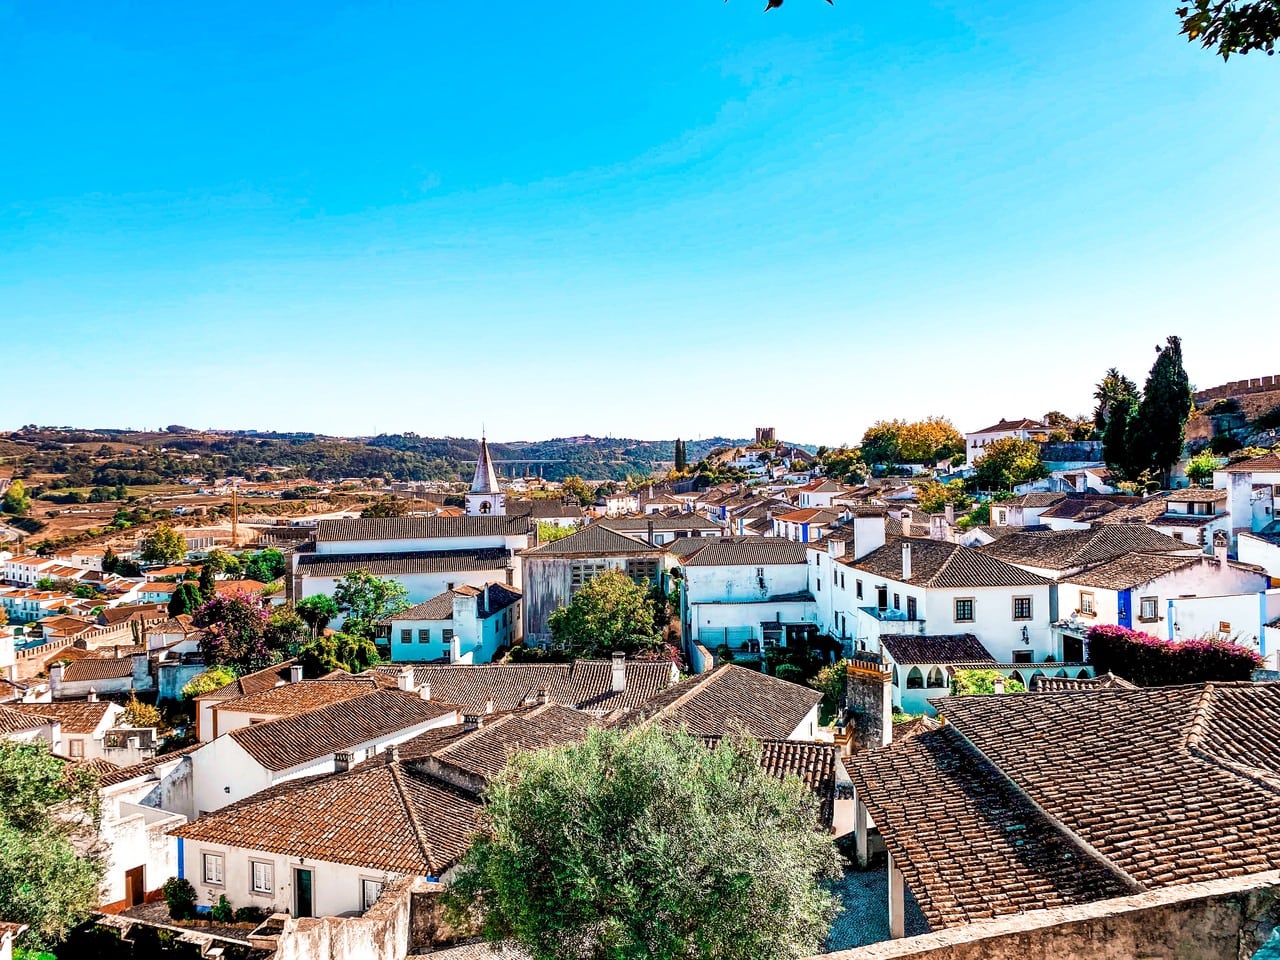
[388,762,439,874]
[1184,683,1216,753]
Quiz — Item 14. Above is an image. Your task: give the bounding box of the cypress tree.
[1129,336,1193,482]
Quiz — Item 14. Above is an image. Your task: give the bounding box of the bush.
[122,694,161,729]
[234,906,267,925]
[211,894,234,923]
[774,664,804,685]
[714,643,735,665]
[951,669,1026,696]
[162,877,197,920]
[1086,624,1262,686]
[181,666,238,699]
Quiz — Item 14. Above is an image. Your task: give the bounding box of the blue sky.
[3,1,1277,445]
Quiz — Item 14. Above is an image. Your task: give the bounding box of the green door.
[295,868,313,918]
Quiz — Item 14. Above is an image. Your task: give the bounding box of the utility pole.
[231,481,239,548]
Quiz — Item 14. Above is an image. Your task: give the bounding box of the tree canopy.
[548,569,663,659]
[1178,0,1280,57]
[332,569,410,642]
[181,666,237,698]
[297,632,381,678]
[1,479,30,516]
[168,581,204,617]
[242,548,287,583]
[0,740,105,950]
[972,437,1047,490]
[445,725,839,960]
[1096,337,1194,483]
[139,523,186,565]
[860,417,962,467]
[193,592,289,673]
[296,594,340,636]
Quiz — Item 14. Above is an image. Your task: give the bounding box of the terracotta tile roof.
[425,704,596,782]
[1221,452,1280,473]
[11,700,114,734]
[200,660,297,702]
[1029,672,1137,692]
[228,689,458,771]
[1168,487,1228,504]
[71,757,121,776]
[316,515,531,542]
[1001,492,1068,509]
[99,743,199,787]
[0,704,53,735]
[664,537,717,560]
[521,523,663,557]
[507,500,584,520]
[679,537,809,567]
[969,417,1051,435]
[378,660,679,715]
[879,633,995,666]
[1065,552,1200,590]
[172,760,481,876]
[704,736,839,827]
[214,679,386,718]
[395,723,475,761]
[845,726,1135,928]
[602,514,721,532]
[393,591,458,621]
[60,657,140,683]
[97,604,168,625]
[613,664,822,740]
[977,526,1193,574]
[416,943,528,960]
[851,538,1051,588]
[297,548,514,578]
[1037,498,1122,521]
[938,683,1280,890]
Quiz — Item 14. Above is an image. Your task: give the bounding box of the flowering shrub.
[1086,624,1262,686]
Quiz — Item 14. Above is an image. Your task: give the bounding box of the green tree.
[859,420,903,466]
[0,740,105,950]
[333,569,410,642]
[914,479,972,515]
[1178,0,1280,57]
[809,659,847,725]
[139,524,186,565]
[181,666,237,698]
[1186,452,1220,486]
[536,521,575,544]
[548,569,663,659]
[674,438,687,472]
[559,475,594,506]
[121,694,161,728]
[242,548,286,583]
[951,669,1026,695]
[361,495,408,518]
[1128,336,1194,484]
[296,632,381,677]
[972,437,1048,490]
[816,446,866,484]
[101,547,118,574]
[168,581,204,617]
[2,479,30,516]
[197,563,217,600]
[445,725,839,960]
[203,549,241,577]
[1093,368,1140,433]
[296,594,340,637]
[192,593,279,672]
[266,605,309,654]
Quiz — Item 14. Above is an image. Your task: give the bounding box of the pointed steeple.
[471,435,499,494]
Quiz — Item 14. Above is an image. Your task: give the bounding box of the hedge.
[1086,623,1262,686]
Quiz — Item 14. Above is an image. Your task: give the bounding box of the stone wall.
[811,871,1280,960]
[268,878,446,960]
[1195,376,1280,404]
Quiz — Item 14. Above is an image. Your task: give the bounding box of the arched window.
[906,667,924,689]
[892,666,899,687]
[1055,669,1067,678]
[1010,670,1026,688]
[926,667,946,689]
[1077,669,1090,679]
[479,501,492,514]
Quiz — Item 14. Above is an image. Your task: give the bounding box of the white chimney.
[385,743,400,765]
[944,502,955,525]
[901,541,912,582]
[398,665,415,692]
[900,513,912,537]
[88,688,99,703]
[611,651,626,692]
[827,538,846,560]
[420,680,432,702]
[1214,532,1228,567]
[289,664,304,684]
[993,676,1006,694]
[334,750,353,773]
[484,698,495,715]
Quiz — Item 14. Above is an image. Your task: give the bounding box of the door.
[125,866,145,906]
[1063,634,1084,663]
[294,868,314,918]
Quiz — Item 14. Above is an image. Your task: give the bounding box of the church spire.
[471,435,499,494]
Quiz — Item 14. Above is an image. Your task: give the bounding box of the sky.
[2,1,1278,446]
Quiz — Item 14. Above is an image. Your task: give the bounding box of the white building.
[387,583,522,664]
[600,513,722,545]
[465,436,506,518]
[1215,452,1280,552]
[965,417,1051,467]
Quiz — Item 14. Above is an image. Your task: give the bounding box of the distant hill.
[0,428,753,485]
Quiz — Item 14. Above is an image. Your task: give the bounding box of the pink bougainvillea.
[1087,623,1262,686]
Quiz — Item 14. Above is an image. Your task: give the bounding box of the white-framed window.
[68,739,84,758]
[203,853,224,885]
[1139,596,1159,622]
[1080,592,1096,617]
[361,878,384,911]
[251,860,274,894]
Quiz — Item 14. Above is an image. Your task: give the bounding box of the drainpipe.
[1168,599,1175,642]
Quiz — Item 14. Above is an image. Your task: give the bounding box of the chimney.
[115,644,122,659]
[484,697,495,715]
[901,541,912,581]
[944,502,955,525]
[1213,531,1228,567]
[900,513,911,537]
[398,665,415,692]
[647,520,656,546]
[289,663,304,684]
[611,651,626,692]
[827,538,846,560]
[993,676,1006,694]
[334,750,353,773]
[385,743,400,765]
[88,688,98,703]
[420,680,432,702]
[462,713,481,731]
[536,686,548,705]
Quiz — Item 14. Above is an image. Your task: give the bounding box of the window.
[1139,596,1159,622]
[954,598,975,622]
[418,628,430,643]
[856,579,863,600]
[570,561,607,593]
[361,879,384,911]
[251,860,273,894]
[906,667,924,689]
[876,586,888,611]
[1012,597,1033,621]
[203,853,224,886]
[442,628,454,644]
[626,558,659,584]
[840,573,845,590]
[68,739,84,758]
[816,579,821,592]
[400,629,411,643]
[1012,650,1033,664]
[893,593,900,611]
[1080,592,1096,617]
[906,596,917,620]
[926,667,946,689]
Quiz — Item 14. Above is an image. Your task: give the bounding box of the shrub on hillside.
[1086,624,1261,686]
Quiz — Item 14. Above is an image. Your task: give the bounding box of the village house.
[518,524,670,646]
[50,654,152,700]
[385,582,522,664]
[846,682,1280,939]
[192,660,299,742]
[771,507,843,543]
[874,633,1002,715]
[963,417,1052,467]
[796,478,849,509]
[600,512,722,545]
[976,525,1200,581]
[1094,487,1232,547]
[1215,452,1280,576]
